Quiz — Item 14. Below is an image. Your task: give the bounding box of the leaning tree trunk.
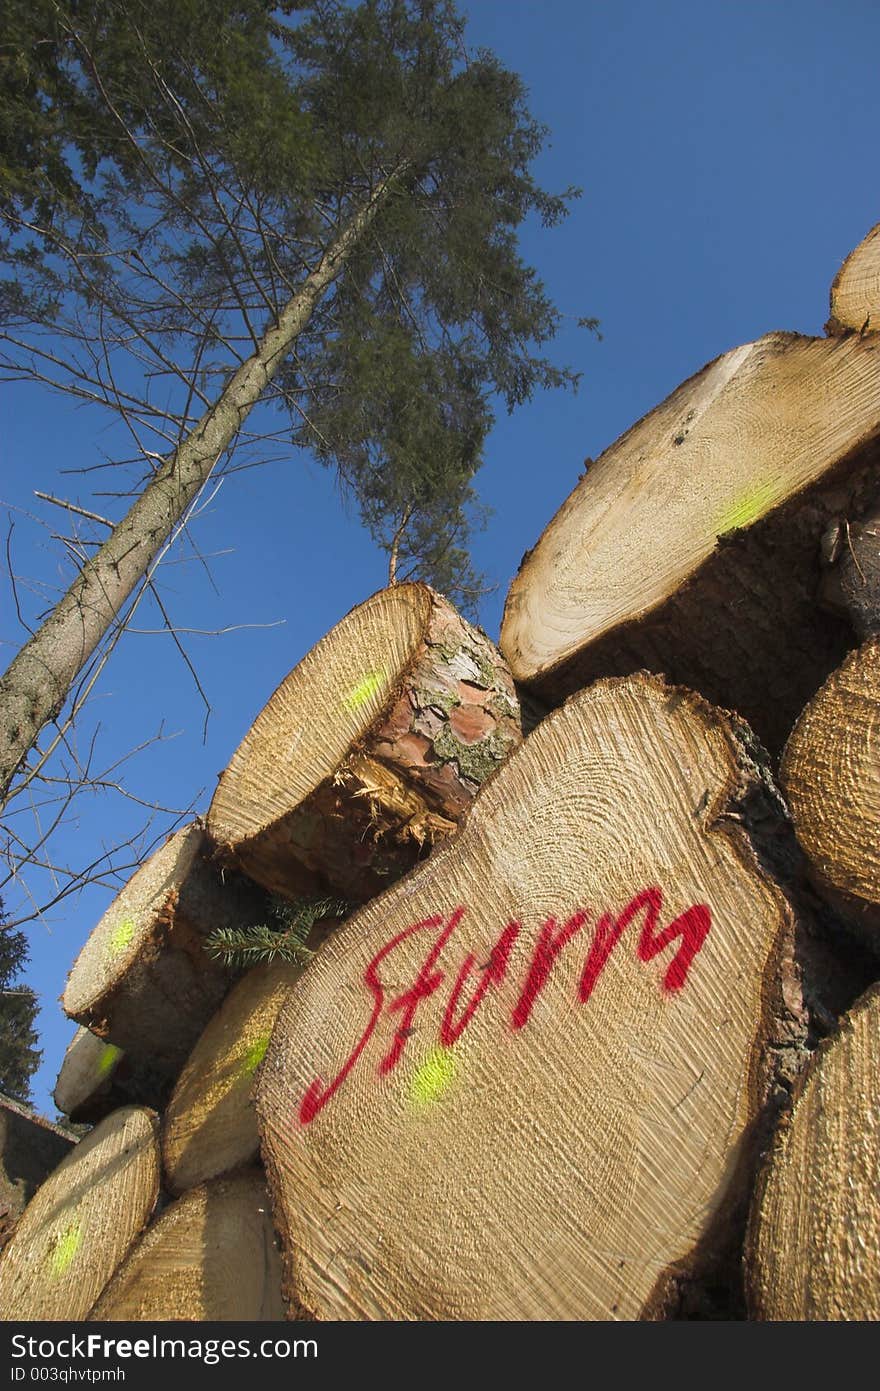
[161,959,308,1194]
[779,638,880,939]
[0,169,403,807]
[746,984,880,1320]
[257,674,813,1322]
[62,823,266,1080]
[207,584,521,903]
[826,221,880,335]
[500,330,880,753]
[91,1170,284,1321]
[0,1106,159,1320]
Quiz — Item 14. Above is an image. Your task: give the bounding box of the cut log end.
[0,1099,75,1249]
[91,1170,285,1321]
[780,638,880,936]
[0,1106,160,1320]
[207,583,521,902]
[257,674,809,1321]
[826,222,880,337]
[62,824,262,1078]
[54,1028,169,1123]
[162,959,306,1194]
[747,984,880,1320]
[500,332,880,751]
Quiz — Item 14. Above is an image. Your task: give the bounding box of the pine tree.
[0,0,594,807]
[0,901,42,1102]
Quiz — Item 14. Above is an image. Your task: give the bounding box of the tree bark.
[746,983,880,1319]
[500,331,880,753]
[256,674,812,1321]
[207,584,522,903]
[0,171,403,807]
[161,959,307,1195]
[0,1105,159,1320]
[780,638,880,939]
[62,823,267,1079]
[818,503,880,639]
[826,221,880,335]
[91,1169,285,1321]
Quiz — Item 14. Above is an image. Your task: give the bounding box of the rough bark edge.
[742,979,880,1321]
[506,431,880,753]
[257,673,816,1322]
[206,582,437,853]
[646,713,880,1320]
[209,588,521,903]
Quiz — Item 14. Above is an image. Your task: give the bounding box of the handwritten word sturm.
[299,887,711,1124]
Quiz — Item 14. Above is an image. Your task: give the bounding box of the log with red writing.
[257,674,814,1321]
[207,584,521,903]
[62,824,266,1081]
[500,329,880,753]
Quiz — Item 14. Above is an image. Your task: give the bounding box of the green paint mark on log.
[49,1219,82,1278]
[342,670,387,712]
[717,482,777,535]
[107,918,135,959]
[240,1032,271,1076]
[96,1043,123,1079]
[410,1047,456,1106]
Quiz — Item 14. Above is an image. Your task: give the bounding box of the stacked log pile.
[3,223,880,1321]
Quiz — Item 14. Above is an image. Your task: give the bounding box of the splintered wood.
[747,986,880,1320]
[257,676,807,1320]
[501,332,880,751]
[208,583,521,902]
[0,1107,160,1319]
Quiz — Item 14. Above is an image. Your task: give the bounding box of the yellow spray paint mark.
[342,670,387,712]
[107,917,135,959]
[716,481,777,535]
[49,1219,82,1279]
[240,1032,271,1077]
[96,1043,123,1079]
[409,1047,456,1107]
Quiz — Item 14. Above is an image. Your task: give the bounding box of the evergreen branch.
[203,894,352,969]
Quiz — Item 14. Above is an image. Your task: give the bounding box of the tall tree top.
[1,0,592,602]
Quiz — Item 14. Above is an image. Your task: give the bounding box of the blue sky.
[3,0,879,1114]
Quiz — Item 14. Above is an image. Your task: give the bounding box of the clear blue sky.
[3,0,879,1115]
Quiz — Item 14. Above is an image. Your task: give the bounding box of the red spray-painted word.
[299,887,710,1124]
